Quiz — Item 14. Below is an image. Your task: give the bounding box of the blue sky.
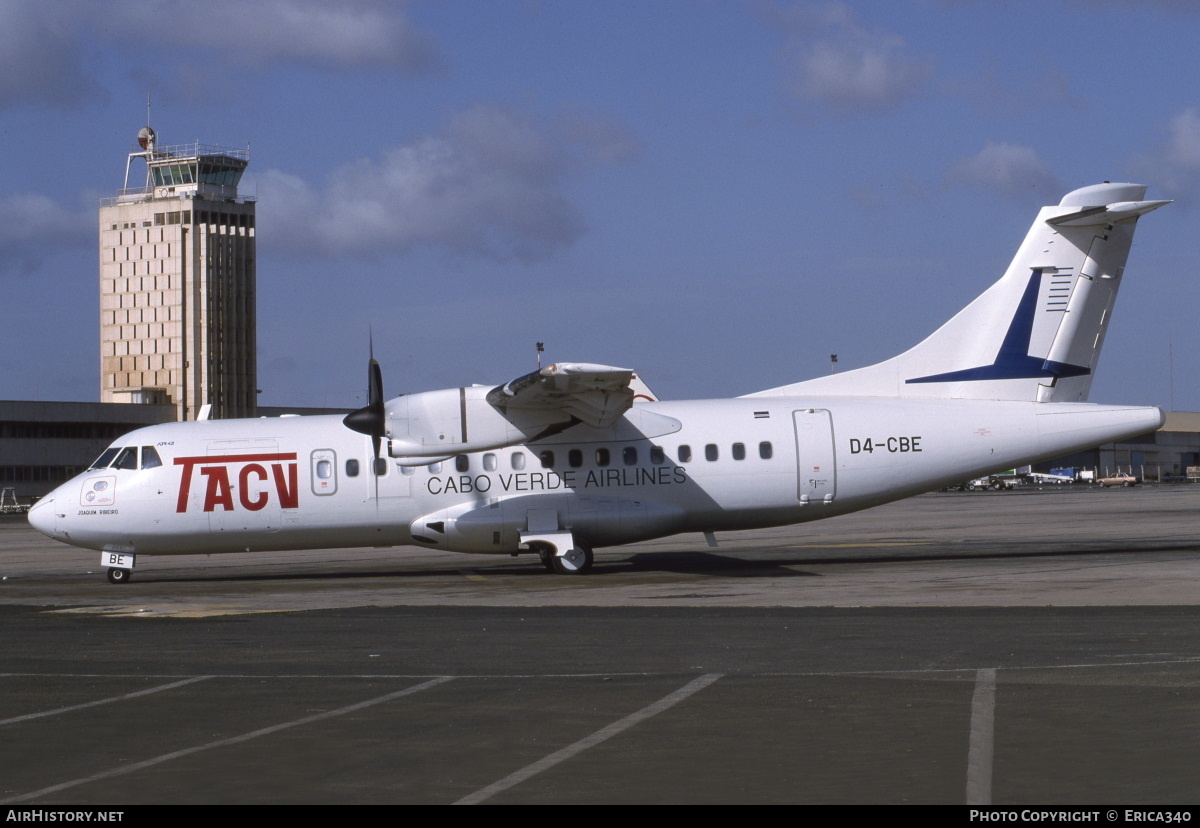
[2,0,1200,411]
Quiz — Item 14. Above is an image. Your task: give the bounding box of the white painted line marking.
[0,676,214,727]
[455,673,722,805]
[1,676,453,804]
[965,667,996,805]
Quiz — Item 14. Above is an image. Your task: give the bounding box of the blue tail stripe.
[906,270,1090,385]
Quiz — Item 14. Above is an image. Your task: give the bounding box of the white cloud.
[1127,108,1200,202]
[767,1,934,114]
[948,142,1063,199]
[0,1,99,112]
[0,0,439,111]
[258,104,635,262]
[952,65,1078,117]
[0,193,92,276]
[107,0,440,71]
[791,35,933,112]
[0,193,91,252]
[558,109,640,166]
[761,0,856,33]
[1164,108,1200,170]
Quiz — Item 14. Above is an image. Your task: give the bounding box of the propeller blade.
[343,357,386,449]
[368,357,382,410]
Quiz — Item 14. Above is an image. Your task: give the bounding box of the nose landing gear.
[101,551,135,584]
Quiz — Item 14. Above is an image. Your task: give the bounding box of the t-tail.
[750,183,1169,402]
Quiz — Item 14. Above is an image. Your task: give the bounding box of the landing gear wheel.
[106,567,131,584]
[550,544,593,575]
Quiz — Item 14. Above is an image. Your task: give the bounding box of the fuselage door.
[311,449,338,496]
[793,409,836,504]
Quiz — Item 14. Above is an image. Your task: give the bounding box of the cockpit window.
[113,447,139,470]
[90,448,120,470]
[141,446,163,469]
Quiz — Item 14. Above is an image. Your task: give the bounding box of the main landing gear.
[535,542,594,575]
[106,567,131,584]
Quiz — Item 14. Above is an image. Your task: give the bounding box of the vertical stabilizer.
[749,183,1168,402]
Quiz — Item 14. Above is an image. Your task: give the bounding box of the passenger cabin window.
[759,441,773,460]
[374,457,388,476]
[113,447,139,470]
[455,455,470,473]
[483,453,497,472]
[539,451,554,469]
[141,446,163,469]
[595,448,610,467]
[678,445,692,463]
[511,452,526,471]
[650,446,665,465]
[732,442,746,461]
[623,447,637,466]
[401,464,415,476]
[346,459,360,477]
[316,460,333,479]
[568,449,583,468]
[429,462,442,473]
[705,444,718,461]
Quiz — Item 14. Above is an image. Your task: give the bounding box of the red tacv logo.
[175,453,299,513]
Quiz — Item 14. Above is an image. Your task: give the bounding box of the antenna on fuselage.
[536,341,545,370]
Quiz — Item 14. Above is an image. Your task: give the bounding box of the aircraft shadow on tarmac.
[130,539,1200,585]
[625,542,1200,575]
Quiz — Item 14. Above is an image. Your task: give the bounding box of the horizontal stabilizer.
[1048,199,1170,227]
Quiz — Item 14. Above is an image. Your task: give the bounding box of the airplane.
[29,182,1169,583]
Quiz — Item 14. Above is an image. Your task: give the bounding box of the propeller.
[343,349,386,472]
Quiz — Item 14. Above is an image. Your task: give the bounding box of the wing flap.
[487,362,635,429]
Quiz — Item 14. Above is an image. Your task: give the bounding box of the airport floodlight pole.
[830,354,838,374]
[536,342,544,370]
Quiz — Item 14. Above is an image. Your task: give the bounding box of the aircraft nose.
[27,494,57,537]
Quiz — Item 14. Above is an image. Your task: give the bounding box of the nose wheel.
[106,567,131,584]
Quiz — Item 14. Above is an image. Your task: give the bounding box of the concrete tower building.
[98,126,257,421]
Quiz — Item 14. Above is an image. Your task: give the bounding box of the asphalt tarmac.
[2,485,1198,805]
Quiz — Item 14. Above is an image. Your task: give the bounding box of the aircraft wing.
[486,362,635,429]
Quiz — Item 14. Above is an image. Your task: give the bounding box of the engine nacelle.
[385,386,566,460]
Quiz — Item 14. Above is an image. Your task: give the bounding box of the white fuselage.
[29,396,1162,560]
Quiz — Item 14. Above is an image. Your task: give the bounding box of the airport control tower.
[98,126,257,421]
